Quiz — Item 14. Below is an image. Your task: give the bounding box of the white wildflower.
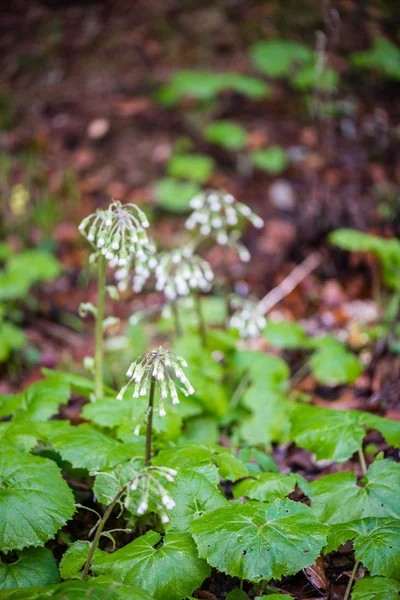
[118,346,194,415]
[79,200,157,291]
[185,189,263,262]
[229,296,266,339]
[155,247,214,300]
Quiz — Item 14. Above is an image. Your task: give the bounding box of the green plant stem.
[81,485,126,580]
[195,293,207,347]
[171,300,182,338]
[343,560,360,600]
[145,379,156,466]
[94,255,106,401]
[222,245,231,326]
[358,448,367,476]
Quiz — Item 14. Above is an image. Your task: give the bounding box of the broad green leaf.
[204,121,247,150]
[326,518,400,578]
[239,387,291,446]
[82,396,148,428]
[173,335,228,416]
[6,251,61,284]
[351,37,400,81]
[41,369,115,399]
[0,251,61,302]
[234,350,290,389]
[92,530,210,600]
[263,320,310,349]
[360,413,400,448]
[0,421,43,452]
[352,576,400,600]
[191,498,328,582]
[0,579,154,599]
[3,377,70,423]
[0,446,75,552]
[116,410,182,444]
[167,154,214,183]
[46,422,141,471]
[166,469,227,532]
[226,74,269,98]
[310,459,400,524]
[250,147,288,174]
[233,472,299,501]
[0,395,21,420]
[310,336,362,385]
[290,404,365,461]
[249,39,313,77]
[154,178,200,212]
[0,548,59,589]
[158,71,268,106]
[59,541,91,580]
[238,447,279,474]
[0,322,25,362]
[154,443,247,481]
[182,416,219,444]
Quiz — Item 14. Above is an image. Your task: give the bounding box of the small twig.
[258,252,322,316]
[290,361,311,388]
[343,560,360,600]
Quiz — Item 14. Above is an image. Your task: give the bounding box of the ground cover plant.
[1,195,400,600]
[1,1,400,599]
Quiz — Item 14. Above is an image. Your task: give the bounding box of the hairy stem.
[195,294,207,347]
[171,301,182,338]
[94,255,106,401]
[145,379,156,466]
[343,560,360,600]
[81,485,126,580]
[358,448,367,476]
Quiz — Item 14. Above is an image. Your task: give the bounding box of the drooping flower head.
[117,346,194,417]
[93,463,177,524]
[79,200,157,293]
[79,200,156,275]
[155,246,214,301]
[185,189,264,261]
[128,465,177,523]
[229,296,266,339]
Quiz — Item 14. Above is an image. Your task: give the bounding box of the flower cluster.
[127,465,177,523]
[95,464,178,524]
[229,296,266,339]
[185,190,264,261]
[117,346,194,417]
[155,247,214,300]
[79,201,156,282]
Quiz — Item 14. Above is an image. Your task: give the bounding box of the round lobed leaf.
[0,446,75,552]
[310,459,400,525]
[0,547,59,589]
[166,469,227,532]
[0,579,154,599]
[92,530,210,600]
[191,498,328,582]
[352,576,400,600]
